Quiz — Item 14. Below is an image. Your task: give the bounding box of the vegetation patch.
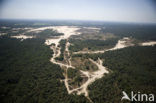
[0,37,89,103]
[87,46,156,103]
[69,38,118,52]
[71,57,98,71]
[67,68,84,87]
[55,39,66,61]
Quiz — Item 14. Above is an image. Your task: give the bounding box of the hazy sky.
[0,0,156,23]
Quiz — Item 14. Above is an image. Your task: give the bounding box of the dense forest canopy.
[88,46,156,103]
[0,20,156,103]
[0,37,89,103]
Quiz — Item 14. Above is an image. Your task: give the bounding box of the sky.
[0,0,156,23]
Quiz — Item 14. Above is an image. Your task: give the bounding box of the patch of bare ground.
[11,35,35,41]
[23,26,156,103]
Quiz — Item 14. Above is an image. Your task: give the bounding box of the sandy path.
[76,58,109,97]
[73,37,156,55]
[45,27,80,95]
[28,26,156,102]
[41,26,109,103]
[74,37,134,54]
[47,26,81,69]
[10,25,156,102]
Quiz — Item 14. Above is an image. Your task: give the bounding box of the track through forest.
[13,26,156,102]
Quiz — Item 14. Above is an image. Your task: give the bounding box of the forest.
[26,29,64,39]
[55,39,66,61]
[73,46,156,103]
[69,38,118,52]
[100,24,156,40]
[0,21,156,103]
[0,36,89,103]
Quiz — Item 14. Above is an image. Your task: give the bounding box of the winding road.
[16,26,156,102]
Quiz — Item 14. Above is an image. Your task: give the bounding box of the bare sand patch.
[45,26,81,46]
[141,41,156,46]
[43,26,109,102]
[11,35,34,41]
[74,37,134,54]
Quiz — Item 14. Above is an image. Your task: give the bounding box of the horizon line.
[0,18,156,25]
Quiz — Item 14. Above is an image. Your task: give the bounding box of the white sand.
[67,36,156,100]
[42,26,155,100]
[109,37,134,50]
[27,26,54,32]
[45,26,81,46]
[11,35,34,41]
[47,26,81,68]
[45,38,62,46]
[74,37,156,55]
[76,58,109,97]
[141,41,156,46]
[74,37,134,54]
[44,26,109,101]
[45,26,109,101]
[12,27,32,31]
